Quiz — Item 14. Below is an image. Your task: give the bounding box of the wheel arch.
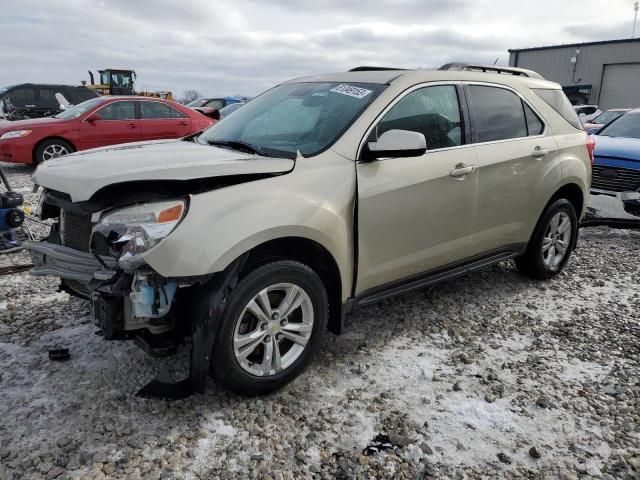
[32,136,77,164]
[238,236,344,335]
[547,182,585,219]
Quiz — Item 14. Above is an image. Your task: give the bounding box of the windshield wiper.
[206,140,268,156]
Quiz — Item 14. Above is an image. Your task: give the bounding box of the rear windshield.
[532,88,582,130]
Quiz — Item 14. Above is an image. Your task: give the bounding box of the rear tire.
[34,139,74,164]
[516,198,578,280]
[209,260,328,396]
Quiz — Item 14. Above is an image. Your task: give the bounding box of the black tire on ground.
[34,138,74,164]
[208,260,328,396]
[516,198,578,280]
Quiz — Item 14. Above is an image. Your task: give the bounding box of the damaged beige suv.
[27,64,591,396]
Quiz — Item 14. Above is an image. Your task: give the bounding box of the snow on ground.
[0,162,639,479]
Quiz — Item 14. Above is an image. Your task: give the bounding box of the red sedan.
[0,96,215,164]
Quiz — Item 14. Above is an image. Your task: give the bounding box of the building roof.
[509,37,640,53]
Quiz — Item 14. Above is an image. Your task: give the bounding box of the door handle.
[178,121,189,126]
[450,163,475,178]
[532,146,549,158]
[127,123,137,129]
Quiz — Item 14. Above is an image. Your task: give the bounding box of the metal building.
[508,38,640,109]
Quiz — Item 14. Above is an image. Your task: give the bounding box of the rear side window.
[66,87,99,104]
[6,87,36,108]
[140,101,187,119]
[467,85,527,142]
[524,103,544,135]
[97,101,137,120]
[39,87,65,109]
[372,85,463,150]
[532,88,582,129]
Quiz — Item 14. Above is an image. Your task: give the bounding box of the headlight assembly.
[0,130,32,140]
[92,199,187,271]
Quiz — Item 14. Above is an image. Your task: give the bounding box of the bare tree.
[178,89,202,104]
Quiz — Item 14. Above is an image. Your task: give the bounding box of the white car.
[573,104,602,123]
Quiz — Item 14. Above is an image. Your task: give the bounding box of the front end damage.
[25,189,235,398]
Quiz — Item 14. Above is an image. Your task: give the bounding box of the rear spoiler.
[438,63,544,80]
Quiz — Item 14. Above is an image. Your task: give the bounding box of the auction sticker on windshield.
[330,84,373,99]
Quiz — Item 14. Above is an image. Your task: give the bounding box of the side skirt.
[342,243,526,315]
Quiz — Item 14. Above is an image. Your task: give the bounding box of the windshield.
[592,110,626,125]
[598,112,640,139]
[219,102,244,119]
[187,98,206,107]
[197,82,385,158]
[54,97,105,119]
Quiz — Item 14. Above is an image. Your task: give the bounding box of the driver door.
[356,84,479,294]
[78,100,140,150]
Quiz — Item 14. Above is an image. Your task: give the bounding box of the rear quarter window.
[532,88,582,130]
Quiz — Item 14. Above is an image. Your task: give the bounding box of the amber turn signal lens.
[157,204,184,223]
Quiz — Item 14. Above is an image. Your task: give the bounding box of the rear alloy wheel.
[516,198,578,279]
[210,261,328,395]
[35,139,73,164]
[541,212,572,271]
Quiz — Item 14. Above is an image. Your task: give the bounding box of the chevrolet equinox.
[26,64,592,395]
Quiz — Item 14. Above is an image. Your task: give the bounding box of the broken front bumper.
[582,190,640,229]
[24,241,118,284]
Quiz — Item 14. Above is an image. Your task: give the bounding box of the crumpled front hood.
[32,139,295,202]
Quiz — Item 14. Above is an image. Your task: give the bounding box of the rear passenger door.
[139,101,192,141]
[465,84,559,255]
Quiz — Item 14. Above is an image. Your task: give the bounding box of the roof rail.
[438,62,544,79]
[349,66,409,72]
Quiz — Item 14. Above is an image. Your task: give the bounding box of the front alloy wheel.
[42,143,70,161]
[209,260,328,395]
[233,283,314,377]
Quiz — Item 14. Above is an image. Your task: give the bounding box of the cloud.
[563,21,634,42]
[0,0,635,98]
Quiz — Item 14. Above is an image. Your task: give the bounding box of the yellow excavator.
[84,69,173,100]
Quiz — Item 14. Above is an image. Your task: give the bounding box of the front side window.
[140,101,186,119]
[369,85,463,150]
[198,82,385,158]
[97,101,137,120]
[468,85,528,142]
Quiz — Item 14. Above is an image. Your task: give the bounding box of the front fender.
[143,154,355,300]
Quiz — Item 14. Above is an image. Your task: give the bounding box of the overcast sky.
[0,0,637,99]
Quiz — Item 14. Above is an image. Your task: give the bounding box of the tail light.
[586,135,595,165]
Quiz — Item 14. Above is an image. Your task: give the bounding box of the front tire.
[210,260,328,396]
[34,139,74,164]
[516,198,578,280]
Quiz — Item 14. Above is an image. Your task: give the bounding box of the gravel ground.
[1,162,639,480]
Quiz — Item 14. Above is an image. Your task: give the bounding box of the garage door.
[598,63,640,110]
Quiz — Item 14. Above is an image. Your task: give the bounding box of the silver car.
[27,64,591,395]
